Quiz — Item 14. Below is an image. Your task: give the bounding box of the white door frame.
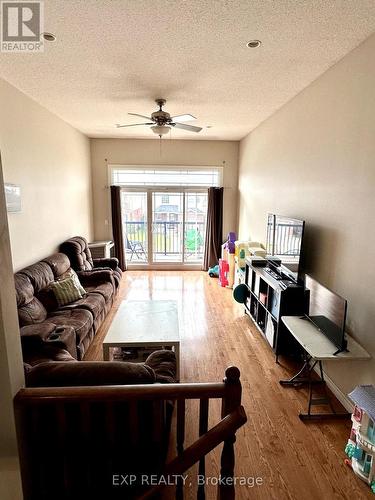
[121,186,207,270]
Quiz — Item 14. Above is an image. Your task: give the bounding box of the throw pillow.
[58,268,86,296]
[50,277,83,307]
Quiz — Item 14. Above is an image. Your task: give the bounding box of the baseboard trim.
[127,264,202,271]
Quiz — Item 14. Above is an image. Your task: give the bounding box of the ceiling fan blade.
[173,122,202,133]
[171,114,197,122]
[116,123,153,128]
[128,112,154,121]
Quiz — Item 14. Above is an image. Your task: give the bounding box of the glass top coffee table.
[102,300,180,380]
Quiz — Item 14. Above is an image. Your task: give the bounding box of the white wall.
[238,34,375,395]
[0,78,93,270]
[0,155,23,498]
[90,138,239,242]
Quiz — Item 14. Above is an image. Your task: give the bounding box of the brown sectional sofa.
[14,252,117,361]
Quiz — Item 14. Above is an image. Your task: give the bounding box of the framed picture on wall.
[5,183,21,213]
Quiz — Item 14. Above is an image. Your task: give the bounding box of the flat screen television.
[266,214,305,282]
[305,275,347,353]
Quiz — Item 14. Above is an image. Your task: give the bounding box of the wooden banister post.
[222,366,241,418]
[177,399,186,500]
[218,367,242,500]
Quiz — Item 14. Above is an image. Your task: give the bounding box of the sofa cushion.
[43,253,71,279]
[60,237,94,272]
[14,273,34,307]
[25,360,156,387]
[47,308,93,343]
[85,282,114,302]
[58,268,86,295]
[18,262,54,293]
[60,292,106,319]
[37,286,58,312]
[50,277,83,307]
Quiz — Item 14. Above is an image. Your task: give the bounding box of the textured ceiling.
[1,0,375,140]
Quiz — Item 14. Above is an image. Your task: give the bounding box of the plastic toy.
[221,233,237,288]
[234,240,249,267]
[219,259,229,287]
[233,283,248,304]
[222,232,236,254]
[345,385,375,493]
[185,228,203,253]
[208,264,219,278]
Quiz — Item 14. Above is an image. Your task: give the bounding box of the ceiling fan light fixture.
[42,32,56,42]
[151,125,171,137]
[247,40,261,48]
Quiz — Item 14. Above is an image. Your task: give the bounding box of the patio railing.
[124,220,205,257]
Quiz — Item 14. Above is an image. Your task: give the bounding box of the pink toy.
[219,259,229,287]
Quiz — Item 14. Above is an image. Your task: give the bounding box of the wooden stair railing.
[140,406,247,500]
[14,366,247,500]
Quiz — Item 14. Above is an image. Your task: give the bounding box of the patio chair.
[126,235,147,261]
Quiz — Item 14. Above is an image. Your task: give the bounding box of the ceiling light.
[151,125,171,138]
[247,40,261,48]
[42,32,56,42]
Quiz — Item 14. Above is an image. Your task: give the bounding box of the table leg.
[103,344,110,361]
[174,343,180,382]
[279,353,314,386]
[299,361,349,421]
[280,357,350,420]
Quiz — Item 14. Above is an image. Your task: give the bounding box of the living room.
[1,1,375,499]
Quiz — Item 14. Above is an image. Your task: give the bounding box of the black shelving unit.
[244,259,306,358]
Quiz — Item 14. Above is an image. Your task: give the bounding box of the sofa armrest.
[93,257,119,270]
[20,323,77,359]
[145,350,177,383]
[77,269,114,287]
[20,322,56,344]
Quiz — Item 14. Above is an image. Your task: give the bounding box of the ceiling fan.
[116,98,203,137]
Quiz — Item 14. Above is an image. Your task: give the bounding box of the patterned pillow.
[50,277,83,307]
[58,268,86,296]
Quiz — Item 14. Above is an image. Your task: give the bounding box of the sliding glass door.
[152,191,183,263]
[121,188,207,266]
[121,191,148,263]
[184,191,207,263]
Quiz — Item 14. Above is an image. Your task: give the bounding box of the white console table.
[280,316,371,420]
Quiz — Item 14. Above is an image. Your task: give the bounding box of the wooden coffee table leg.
[174,342,180,381]
[103,344,110,361]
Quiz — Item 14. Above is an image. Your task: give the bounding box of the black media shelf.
[244,259,307,357]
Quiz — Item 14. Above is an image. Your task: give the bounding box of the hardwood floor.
[84,271,372,500]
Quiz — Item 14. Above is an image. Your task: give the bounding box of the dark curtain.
[110,186,126,271]
[203,187,224,271]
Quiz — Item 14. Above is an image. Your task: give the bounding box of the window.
[110,166,222,187]
[162,195,169,203]
[353,406,363,422]
[367,419,375,444]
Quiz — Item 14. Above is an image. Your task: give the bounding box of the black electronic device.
[267,257,282,268]
[264,267,283,280]
[266,213,305,283]
[250,257,267,267]
[305,275,348,354]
